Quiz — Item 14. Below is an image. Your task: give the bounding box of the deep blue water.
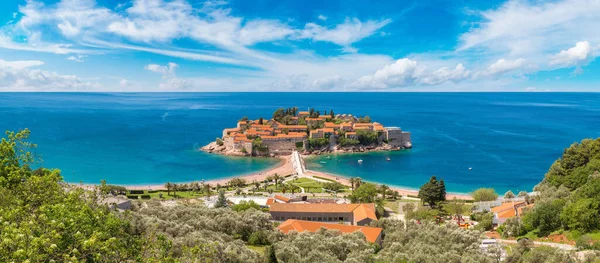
[1,93,599,193]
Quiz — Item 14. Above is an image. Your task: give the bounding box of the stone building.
[385,127,411,148]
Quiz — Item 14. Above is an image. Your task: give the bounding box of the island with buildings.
[201,107,412,156]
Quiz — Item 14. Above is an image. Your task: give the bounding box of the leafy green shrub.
[248,230,270,246]
[127,195,139,199]
[141,194,151,199]
[129,190,144,195]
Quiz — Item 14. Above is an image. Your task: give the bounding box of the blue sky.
[0,0,598,91]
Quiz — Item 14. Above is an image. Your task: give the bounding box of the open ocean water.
[1,92,599,193]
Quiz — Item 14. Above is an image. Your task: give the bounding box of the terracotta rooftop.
[278,219,383,243]
[324,122,337,127]
[274,195,291,203]
[298,111,309,115]
[491,201,526,213]
[279,125,308,129]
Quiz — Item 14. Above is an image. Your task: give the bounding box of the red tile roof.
[278,220,382,243]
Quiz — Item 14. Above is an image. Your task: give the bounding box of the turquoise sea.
[1,93,599,193]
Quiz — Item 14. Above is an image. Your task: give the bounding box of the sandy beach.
[124,156,294,190]
[120,154,471,200]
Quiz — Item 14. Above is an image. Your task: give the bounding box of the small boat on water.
[357,159,363,163]
[326,156,331,159]
[386,157,391,161]
[468,167,473,171]
[320,161,327,164]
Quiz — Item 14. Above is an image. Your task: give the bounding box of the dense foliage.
[418,176,446,207]
[471,188,499,202]
[0,130,140,262]
[513,138,600,238]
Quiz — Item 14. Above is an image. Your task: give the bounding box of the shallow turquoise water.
[1,92,599,193]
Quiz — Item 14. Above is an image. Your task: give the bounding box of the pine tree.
[215,189,227,208]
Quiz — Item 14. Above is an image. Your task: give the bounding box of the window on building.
[339,217,344,221]
[317,217,322,221]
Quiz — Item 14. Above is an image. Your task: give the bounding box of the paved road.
[500,239,576,251]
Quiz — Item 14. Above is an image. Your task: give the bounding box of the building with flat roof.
[278,219,383,243]
[269,203,377,226]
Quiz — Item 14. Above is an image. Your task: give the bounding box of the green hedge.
[312,176,336,182]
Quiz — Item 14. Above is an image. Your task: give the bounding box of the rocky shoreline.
[200,141,412,157]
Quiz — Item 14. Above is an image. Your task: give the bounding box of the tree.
[350,177,362,192]
[379,184,390,199]
[165,182,173,196]
[444,198,466,223]
[273,173,281,189]
[418,176,446,207]
[504,190,515,199]
[239,116,249,122]
[203,183,213,198]
[259,117,264,125]
[330,110,335,119]
[0,130,140,261]
[349,183,378,203]
[231,200,261,212]
[471,188,498,202]
[215,189,227,208]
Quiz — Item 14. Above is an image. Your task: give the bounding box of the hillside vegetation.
[2,129,600,262]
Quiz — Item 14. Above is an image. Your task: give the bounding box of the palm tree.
[350,177,362,192]
[172,183,178,198]
[273,173,281,189]
[254,180,260,190]
[281,184,288,194]
[379,184,390,199]
[164,182,173,196]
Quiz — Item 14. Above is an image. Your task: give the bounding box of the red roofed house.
[278,219,383,243]
[269,203,378,226]
[491,201,532,225]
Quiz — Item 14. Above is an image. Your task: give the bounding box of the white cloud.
[145,62,178,76]
[351,58,471,89]
[549,41,594,67]
[144,62,189,90]
[119,79,130,88]
[420,64,470,85]
[0,59,44,69]
[66,54,87,62]
[483,58,528,77]
[459,0,600,57]
[318,15,327,21]
[312,75,343,90]
[0,58,99,91]
[237,20,294,45]
[299,18,391,52]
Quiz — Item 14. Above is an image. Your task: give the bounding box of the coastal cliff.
[201,107,412,157]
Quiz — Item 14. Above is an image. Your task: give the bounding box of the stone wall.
[262,139,302,154]
[386,128,409,148]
